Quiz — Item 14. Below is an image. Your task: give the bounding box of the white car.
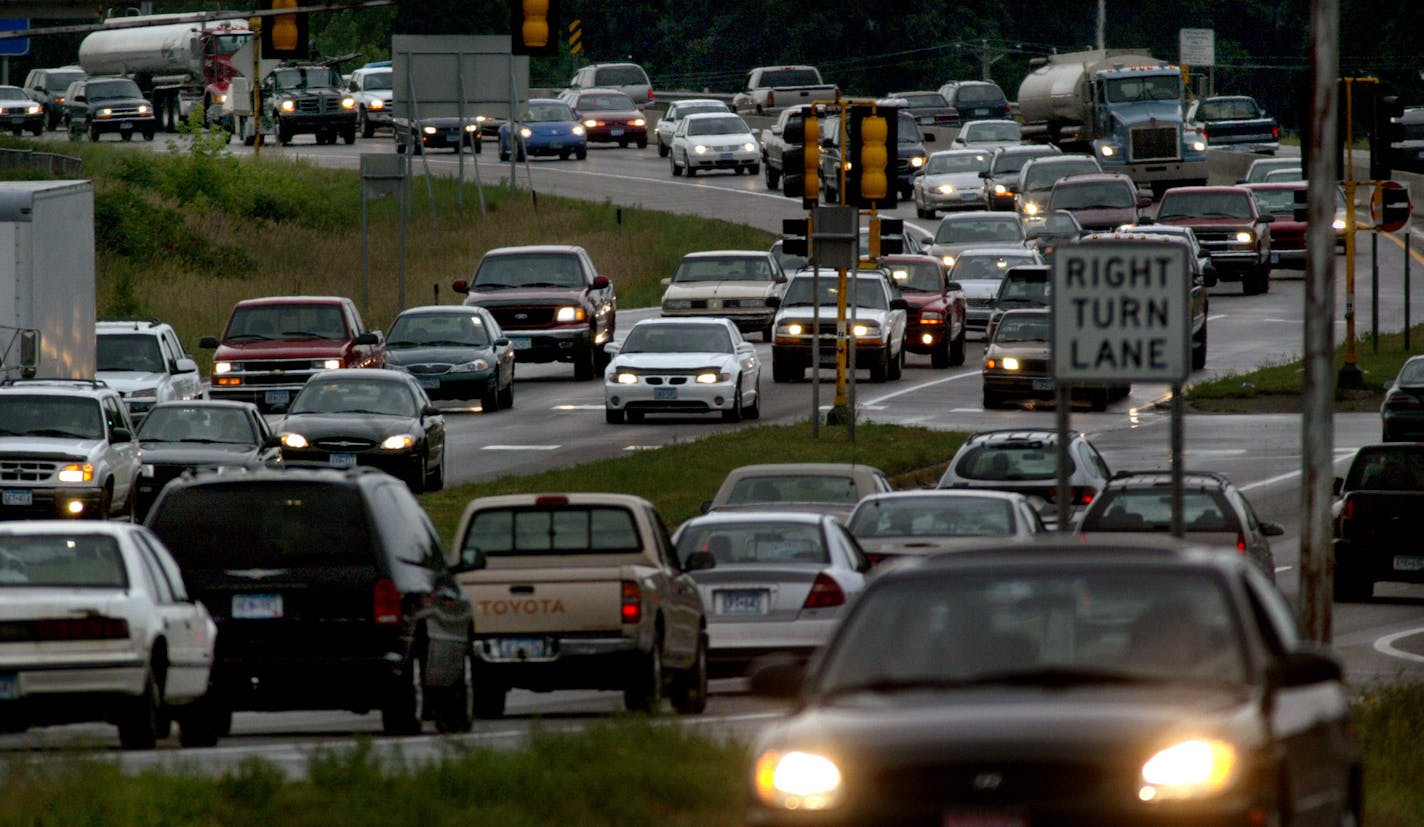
[659,249,787,342]
[770,269,909,383]
[96,319,203,424]
[346,65,393,138]
[671,511,869,677]
[654,98,730,157]
[0,521,219,748]
[604,317,762,424]
[670,112,760,177]
[911,148,993,218]
[949,118,1022,149]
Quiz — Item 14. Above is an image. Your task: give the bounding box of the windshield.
[998,275,1050,303]
[954,441,1071,480]
[813,570,1246,694]
[1052,182,1135,210]
[687,115,749,136]
[1081,489,1237,532]
[225,304,347,341]
[46,71,84,92]
[896,93,947,108]
[289,378,417,417]
[991,150,1053,176]
[674,256,774,283]
[0,534,126,588]
[620,323,733,354]
[1104,75,1181,103]
[137,405,256,445]
[925,152,989,175]
[1198,98,1259,120]
[888,261,942,292]
[782,277,889,310]
[897,112,923,142]
[760,69,821,87]
[1027,211,1081,237]
[388,312,490,348]
[1023,160,1100,192]
[473,253,584,289]
[1250,189,1297,216]
[849,495,1016,538]
[97,334,164,373]
[993,313,1051,342]
[1157,192,1254,220]
[0,87,28,102]
[674,102,727,119]
[211,32,251,56]
[934,217,1024,244]
[954,253,1037,280]
[676,520,828,566]
[86,79,142,100]
[0,396,105,440]
[360,71,393,91]
[527,102,574,121]
[964,121,1020,142]
[578,93,635,111]
[271,67,341,91]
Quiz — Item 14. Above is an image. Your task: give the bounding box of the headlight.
[556,306,587,322]
[381,435,415,451]
[1100,144,1117,157]
[26,104,40,115]
[584,119,598,128]
[694,144,708,155]
[369,99,384,110]
[616,372,638,385]
[743,141,757,152]
[572,125,586,136]
[632,118,646,127]
[280,433,308,449]
[321,359,342,370]
[215,94,226,105]
[936,183,955,194]
[753,750,844,811]
[852,323,879,337]
[1332,217,1346,230]
[519,127,533,138]
[452,358,491,372]
[695,371,729,384]
[1235,231,1254,243]
[1023,201,1041,216]
[464,123,479,132]
[279,100,295,113]
[423,125,438,135]
[1139,739,1238,801]
[941,255,956,267]
[910,155,925,168]
[1002,356,1021,371]
[57,464,94,483]
[98,107,113,118]
[786,323,804,335]
[341,97,356,110]
[663,299,692,310]
[214,362,233,374]
[994,184,1008,194]
[1191,139,1207,152]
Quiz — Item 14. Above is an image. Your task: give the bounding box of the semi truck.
[1016,49,1208,197]
[77,14,253,132]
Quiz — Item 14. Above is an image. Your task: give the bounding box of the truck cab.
[1086,66,1209,197]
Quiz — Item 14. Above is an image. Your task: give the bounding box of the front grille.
[0,461,56,483]
[294,95,343,115]
[405,364,451,376]
[488,307,556,328]
[100,105,146,118]
[642,376,691,385]
[1129,125,1179,162]
[872,760,1106,805]
[240,359,321,373]
[967,297,993,307]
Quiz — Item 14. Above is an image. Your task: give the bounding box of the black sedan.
[394,115,482,154]
[747,540,1360,826]
[383,305,515,411]
[132,400,282,519]
[277,369,446,493]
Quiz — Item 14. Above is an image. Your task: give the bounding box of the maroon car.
[883,254,967,368]
[1047,172,1151,232]
[563,88,647,148]
[1153,185,1275,295]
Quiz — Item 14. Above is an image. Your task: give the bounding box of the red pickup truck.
[1153,185,1276,296]
[200,295,385,413]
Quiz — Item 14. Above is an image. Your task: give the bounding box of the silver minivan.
[569,62,652,108]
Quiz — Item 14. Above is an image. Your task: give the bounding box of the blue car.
[498,98,587,161]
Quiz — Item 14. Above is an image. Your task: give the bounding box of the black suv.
[144,467,476,736]
[65,76,156,142]
[936,80,1011,123]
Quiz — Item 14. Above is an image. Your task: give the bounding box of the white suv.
[345,65,393,138]
[0,379,142,520]
[96,319,202,423]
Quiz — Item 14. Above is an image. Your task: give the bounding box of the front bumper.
[0,486,107,520]
[503,326,594,364]
[586,125,646,143]
[282,447,423,481]
[919,188,986,211]
[1109,158,1209,184]
[904,323,948,353]
[686,147,759,171]
[605,376,738,414]
[403,367,497,401]
[279,112,357,134]
[773,341,889,370]
[90,115,156,135]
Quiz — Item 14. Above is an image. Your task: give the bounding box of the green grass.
[1187,323,1424,400]
[1355,683,1424,826]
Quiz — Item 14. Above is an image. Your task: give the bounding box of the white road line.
[552,404,605,410]
[1239,448,1358,492]
[1373,628,1424,663]
[1274,566,1294,573]
[1207,313,1228,321]
[482,444,562,451]
[859,369,982,406]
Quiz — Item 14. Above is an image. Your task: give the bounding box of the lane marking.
[858,369,981,406]
[482,444,561,451]
[1238,447,1361,492]
[553,404,605,410]
[1376,225,1424,268]
[1373,627,1424,664]
[1207,313,1228,321]
[1274,565,1294,573]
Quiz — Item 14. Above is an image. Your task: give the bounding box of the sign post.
[1179,28,1214,95]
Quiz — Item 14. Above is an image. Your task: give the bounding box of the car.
[672,511,870,677]
[980,307,1128,411]
[394,115,482,154]
[1023,208,1083,266]
[703,462,893,521]
[1013,154,1103,218]
[928,211,1029,270]
[383,305,515,410]
[936,79,1011,123]
[144,466,477,737]
[562,88,647,148]
[883,254,967,367]
[0,378,141,520]
[345,64,393,138]
[984,263,1051,341]
[96,319,203,424]
[949,118,1021,149]
[64,76,156,142]
[1154,185,1276,295]
[911,148,992,217]
[938,428,1115,525]
[132,400,282,520]
[1237,156,1303,184]
[861,221,929,256]
[758,103,813,189]
[846,489,1046,565]
[745,541,1361,826]
[883,90,958,127]
[276,368,447,493]
[1115,223,1216,285]
[1045,171,1151,230]
[946,245,1042,333]
[659,249,787,340]
[770,268,910,384]
[670,111,760,177]
[890,107,932,198]
[567,62,653,109]
[1186,95,1281,154]
[497,97,587,161]
[1332,443,1424,601]
[982,143,1061,211]
[603,317,762,424]
[1243,181,1350,266]
[451,244,617,381]
[0,521,220,749]
[22,65,85,130]
[0,85,44,136]
[770,237,809,275]
[655,98,729,157]
[1260,167,1304,183]
[1381,354,1424,441]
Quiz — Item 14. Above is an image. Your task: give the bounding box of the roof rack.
[1109,469,1233,485]
[98,317,162,329]
[969,427,1082,442]
[0,377,110,389]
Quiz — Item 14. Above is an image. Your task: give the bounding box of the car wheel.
[723,380,744,423]
[950,327,967,366]
[686,163,697,177]
[772,362,803,383]
[481,378,500,412]
[765,164,781,190]
[560,149,571,160]
[575,147,587,160]
[1192,323,1208,370]
[342,127,356,145]
[748,163,760,176]
[917,205,936,219]
[605,407,625,424]
[762,324,773,343]
[407,453,428,495]
[1088,387,1110,412]
[658,138,669,158]
[744,378,761,420]
[670,155,683,177]
[433,645,474,734]
[426,449,445,493]
[381,650,423,736]
[143,129,155,142]
[623,635,664,713]
[277,122,292,146]
[498,375,514,409]
[176,693,225,748]
[619,139,629,148]
[121,130,133,142]
[573,345,597,381]
[360,111,375,139]
[669,633,708,715]
[887,345,904,380]
[29,124,42,137]
[1333,569,1372,603]
[472,679,506,719]
[636,135,648,149]
[89,124,101,142]
[117,663,164,750]
[870,348,890,383]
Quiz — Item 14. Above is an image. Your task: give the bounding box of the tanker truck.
[1016,49,1208,197]
[78,15,252,132]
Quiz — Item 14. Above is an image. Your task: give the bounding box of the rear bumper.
[472,635,644,692]
[1335,539,1424,585]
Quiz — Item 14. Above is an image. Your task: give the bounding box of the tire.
[623,636,664,713]
[498,375,514,409]
[176,695,224,748]
[772,362,803,383]
[658,138,669,158]
[472,680,506,719]
[870,348,890,383]
[748,163,760,176]
[121,131,133,142]
[381,651,423,736]
[765,164,781,190]
[90,124,101,142]
[686,164,697,178]
[342,127,356,145]
[560,149,571,160]
[29,124,41,137]
[636,135,648,149]
[605,407,626,424]
[361,111,375,139]
[619,139,629,148]
[426,450,445,493]
[1192,324,1208,370]
[1089,388,1110,412]
[499,147,511,162]
[670,156,683,177]
[433,646,474,734]
[762,325,773,343]
[407,454,427,495]
[669,634,708,715]
[917,206,936,219]
[278,122,292,146]
[143,130,155,142]
[950,327,966,366]
[931,335,951,369]
[887,345,904,380]
[723,380,744,423]
[576,147,587,160]
[117,665,163,750]
[573,345,597,381]
[481,378,500,412]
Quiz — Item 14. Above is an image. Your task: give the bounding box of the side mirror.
[683,550,716,572]
[591,275,611,290]
[700,499,713,514]
[110,427,132,444]
[1270,647,1344,688]
[199,336,219,349]
[737,341,755,354]
[979,170,990,178]
[354,332,379,346]
[174,357,198,375]
[1259,214,1276,224]
[947,281,963,292]
[1261,522,1285,537]
[452,279,471,294]
[770,126,782,136]
[604,340,622,357]
[890,297,910,311]
[1137,216,1156,226]
[747,658,806,699]
[494,337,510,347]
[1137,196,1153,208]
[660,277,671,286]
[422,404,441,417]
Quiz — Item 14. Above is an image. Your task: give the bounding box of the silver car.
[911,149,993,218]
[947,245,1042,333]
[846,489,1046,565]
[673,511,870,677]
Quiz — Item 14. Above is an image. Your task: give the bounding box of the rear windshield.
[595,66,648,86]
[1198,98,1259,120]
[759,69,822,88]
[935,218,1024,245]
[0,534,126,588]
[952,83,1005,104]
[460,506,641,561]
[1081,490,1235,532]
[45,71,84,92]
[849,496,1016,538]
[726,474,861,505]
[954,443,1073,481]
[147,482,375,568]
[675,521,828,565]
[1345,448,1424,491]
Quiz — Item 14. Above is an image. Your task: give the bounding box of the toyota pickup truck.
[1332,443,1424,602]
[733,66,837,116]
[449,493,708,717]
[1186,95,1280,155]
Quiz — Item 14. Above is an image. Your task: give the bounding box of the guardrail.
[0,147,82,176]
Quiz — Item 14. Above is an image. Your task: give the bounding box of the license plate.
[2,490,31,507]
[1394,556,1424,571]
[1031,378,1054,391]
[717,589,769,616]
[493,637,548,660]
[511,337,531,350]
[654,386,677,400]
[0,673,16,700]
[720,152,734,160]
[264,389,289,407]
[943,814,1026,827]
[330,453,357,468]
[232,594,283,620]
[549,141,562,148]
[610,128,624,137]
[973,108,989,116]
[418,377,440,390]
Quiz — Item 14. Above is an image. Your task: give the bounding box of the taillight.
[1236,533,1247,554]
[865,552,887,567]
[803,573,845,609]
[1385,392,1422,410]
[1046,486,1096,505]
[1272,125,1280,138]
[621,580,641,624]
[1341,498,1354,521]
[766,90,774,108]
[34,617,130,641]
[373,578,401,625]
[647,89,654,101]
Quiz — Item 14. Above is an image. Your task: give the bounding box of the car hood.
[463,288,585,306]
[86,96,150,110]
[776,305,895,325]
[214,339,351,361]
[520,121,583,137]
[919,171,984,189]
[0,436,102,461]
[577,108,642,121]
[137,443,264,466]
[610,352,736,371]
[278,412,420,439]
[1115,102,1189,127]
[1155,216,1254,230]
[385,344,494,367]
[96,371,167,393]
[663,281,777,301]
[929,241,1027,261]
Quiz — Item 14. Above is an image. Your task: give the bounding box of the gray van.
[569,62,653,108]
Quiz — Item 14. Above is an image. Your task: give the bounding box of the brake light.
[647,89,654,101]
[373,578,401,624]
[803,573,845,609]
[766,90,774,108]
[621,580,641,624]
[34,617,130,641]
[536,495,570,505]
[1046,486,1096,505]
[1272,125,1280,139]
[1236,533,1247,554]
[1386,393,1422,410]
[864,552,887,567]
[1341,498,1354,521]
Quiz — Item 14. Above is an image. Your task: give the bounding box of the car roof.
[97,318,173,332]
[679,510,831,527]
[1160,185,1252,196]
[1051,171,1134,185]
[235,295,350,307]
[962,119,1018,128]
[940,211,1021,222]
[727,462,882,477]
[630,316,732,328]
[1242,181,1307,191]
[147,399,259,412]
[526,97,567,105]
[954,246,1036,258]
[1102,469,1236,489]
[881,536,1240,575]
[484,244,585,256]
[671,98,726,107]
[682,112,744,123]
[881,254,942,264]
[857,489,1028,504]
[575,88,634,98]
[967,427,1079,444]
[681,249,770,259]
[0,519,139,538]
[306,368,412,384]
[929,148,994,158]
[0,378,113,397]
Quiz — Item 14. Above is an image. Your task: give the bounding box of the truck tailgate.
[459,567,627,634]
[1340,492,1424,542]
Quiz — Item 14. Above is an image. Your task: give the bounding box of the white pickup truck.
[732,65,837,115]
[449,493,708,717]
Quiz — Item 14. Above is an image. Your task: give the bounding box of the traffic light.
[781,217,811,258]
[1293,187,1309,223]
[1371,88,1405,181]
[781,111,821,208]
[260,0,308,60]
[879,217,904,255]
[510,0,560,56]
[845,104,898,209]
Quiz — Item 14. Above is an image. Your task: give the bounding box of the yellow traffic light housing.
[260,0,308,60]
[511,0,560,56]
[846,104,899,209]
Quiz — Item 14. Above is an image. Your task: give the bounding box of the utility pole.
[1096,0,1105,50]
